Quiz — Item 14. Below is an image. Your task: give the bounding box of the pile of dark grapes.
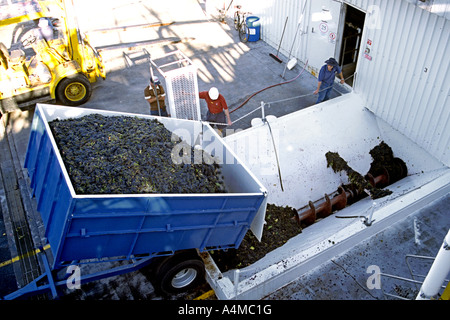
[49,114,227,195]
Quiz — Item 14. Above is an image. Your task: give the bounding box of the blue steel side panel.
[24,111,45,192]
[36,155,62,225]
[45,181,72,264]
[55,194,264,263]
[24,109,73,264]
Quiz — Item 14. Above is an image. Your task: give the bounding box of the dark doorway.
[339,5,365,86]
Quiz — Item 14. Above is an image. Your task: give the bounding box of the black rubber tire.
[56,74,92,106]
[239,23,249,42]
[153,253,205,295]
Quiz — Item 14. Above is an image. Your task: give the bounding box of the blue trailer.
[3,104,267,299]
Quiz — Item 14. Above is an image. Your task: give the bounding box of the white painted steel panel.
[239,0,449,166]
[219,92,450,300]
[224,93,447,208]
[345,0,450,19]
[240,0,310,64]
[356,0,450,166]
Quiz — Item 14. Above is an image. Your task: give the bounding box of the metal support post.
[416,229,450,300]
[261,101,265,121]
[363,201,376,226]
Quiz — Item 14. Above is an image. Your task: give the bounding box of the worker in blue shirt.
[314,58,345,103]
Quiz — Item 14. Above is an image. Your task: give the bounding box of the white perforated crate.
[165,65,201,120]
[150,51,201,121]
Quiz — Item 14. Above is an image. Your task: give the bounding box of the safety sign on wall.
[319,22,337,44]
[329,32,336,44]
[319,22,328,33]
[364,39,373,61]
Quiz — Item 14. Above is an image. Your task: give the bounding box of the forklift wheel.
[56,74,92,106]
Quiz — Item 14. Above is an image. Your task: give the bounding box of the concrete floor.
[265,195,449,300]
[73,0,348,130]
[0,0,447,301]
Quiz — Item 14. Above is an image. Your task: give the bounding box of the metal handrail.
[380,254,449,300]
[380,272,424,300]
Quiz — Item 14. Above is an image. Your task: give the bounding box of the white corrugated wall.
[236,0,449,166]
[241,0,309,62]
[354,0,449,167]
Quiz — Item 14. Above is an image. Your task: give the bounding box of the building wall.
[356,1,449,167]
[240,0,449,166]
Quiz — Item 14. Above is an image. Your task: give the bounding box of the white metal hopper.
[204,92,450,299]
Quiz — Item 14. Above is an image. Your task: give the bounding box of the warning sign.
[364,38,373,60]
[329,32,336,43]
[319,22,328,34]
[364,53,372,61]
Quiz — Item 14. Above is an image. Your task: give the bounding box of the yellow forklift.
[0,0,105,113]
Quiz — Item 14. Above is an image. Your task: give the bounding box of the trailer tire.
[154,254,205,295]
[56,74,92,106]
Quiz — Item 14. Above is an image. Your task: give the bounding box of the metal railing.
[380,254,449,300]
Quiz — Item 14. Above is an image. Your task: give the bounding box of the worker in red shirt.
[199,87,232,131]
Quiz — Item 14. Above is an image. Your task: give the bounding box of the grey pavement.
[75,0,348,130]
[265,195,449,300]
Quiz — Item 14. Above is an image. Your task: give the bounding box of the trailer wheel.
[56,74,92,106]
[154,254,205,295]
